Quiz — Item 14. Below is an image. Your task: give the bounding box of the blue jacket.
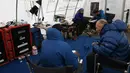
[39,28,78,70]
[93,20,130,61]
[93,10,106,20]
[73,8,84,23]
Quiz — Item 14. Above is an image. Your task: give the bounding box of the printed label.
[0,59,4,63]
[18,30,26,34]
[17,43,28,48]
[19,48,29,54]
[19,36,25,40]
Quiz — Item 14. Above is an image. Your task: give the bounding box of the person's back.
[73,8,84,23]
[38,28,78,70]
[73,8,89,36]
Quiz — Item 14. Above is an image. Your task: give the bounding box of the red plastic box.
[0,29,9,66]
[3,24,32,59]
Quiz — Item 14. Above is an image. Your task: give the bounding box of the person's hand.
[92,42,99,46]
[72,50,80,57]
[87,32,93,36]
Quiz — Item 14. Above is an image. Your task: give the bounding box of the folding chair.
[25,56,73,73]
[94,54,130,73]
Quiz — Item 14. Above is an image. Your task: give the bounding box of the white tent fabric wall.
[83,0,106,17]
[0,0,37,25]
[0,0,85,25]
[0,0,129,25]
[18,0,34,24]
[43,0,85,22]
[106,0,124,20]
[83,0,127,21]
[0,0,16,23]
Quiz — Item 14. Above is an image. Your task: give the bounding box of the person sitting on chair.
[73,8,88,36]
[73,8,84,23]
[92,10,106,20]
[89,10,106,30]
[38,25,79,71]
[87,19,130,73]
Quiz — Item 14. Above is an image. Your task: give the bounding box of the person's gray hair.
[97,19,108,25]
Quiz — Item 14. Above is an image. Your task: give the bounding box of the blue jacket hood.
[73,8,84,21]
[101,20,127,35]
[99,10,106,19]
[112,20,127,31]
[46,28,64,41]
[39,28,78,70]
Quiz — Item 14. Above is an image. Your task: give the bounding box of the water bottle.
[32,46,38,55]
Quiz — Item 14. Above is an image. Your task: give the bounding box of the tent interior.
[0,0,130,73]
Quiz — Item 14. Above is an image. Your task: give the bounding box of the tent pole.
[121,0,126,20]
[73,0,80,17]
[65,0,71,18]
[104,0,107,14]
[54,0,59,20]
[16,0,18,25]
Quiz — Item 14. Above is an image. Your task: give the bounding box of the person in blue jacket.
[92,10,106,20]
[73,8,84,23]
[31,23,44,50]
[90,10,106,30]
[87,19,130,73]
[38,26,79,71]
